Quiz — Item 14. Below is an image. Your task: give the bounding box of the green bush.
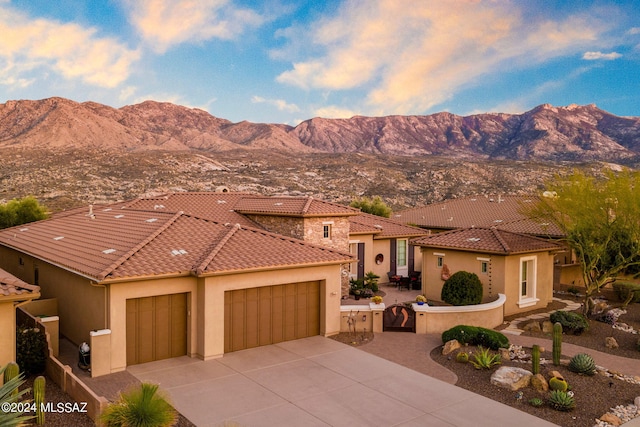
[441,325,509,350]
[16,326,47,376]
[441,271,483,306]
[549,310,589,335]
[613,281,640,304]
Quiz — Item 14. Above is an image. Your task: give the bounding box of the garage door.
[224,281,320,353]
[126,293,188,365]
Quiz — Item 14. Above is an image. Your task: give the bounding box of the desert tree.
[350,196,392,218]
[0,196,48,229]
[535,170,640,315]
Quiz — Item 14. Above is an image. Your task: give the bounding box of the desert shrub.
[16,326,47,376]
[613,281,640,304]
[549,310,589,335]
[469,347,501,370]
[441,271,483,306]
[441,325,509,350]
[100,383,176,427]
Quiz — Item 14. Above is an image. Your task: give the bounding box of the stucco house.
[0,268,40,366]
[412,227,562,316]
[0,194,357,375]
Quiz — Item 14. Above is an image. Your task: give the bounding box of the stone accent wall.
[246,215,305,240]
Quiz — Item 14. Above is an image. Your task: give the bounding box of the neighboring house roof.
[411,227,562,255]
[393,195,564,238]
[0,208,353,282]
[349,212,429,239]
[0,268,40,300]
[233,196,360,217]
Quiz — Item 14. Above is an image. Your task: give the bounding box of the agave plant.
[568,353,597,376]
[548,390,576,412]
[469,347,501,370]
[100,382,177,427]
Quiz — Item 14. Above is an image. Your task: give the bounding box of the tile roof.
[393,195,564,238]
[411,227,562,255]
[233,196,360,217]
[0,268,40,298]
[349,212,429,238]
[0,208,353,281]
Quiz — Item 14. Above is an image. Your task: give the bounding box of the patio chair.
[387,272,401,287]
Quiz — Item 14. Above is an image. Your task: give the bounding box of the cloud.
[124,0,264,53]
[312,105,358,119]
[251,95,300,113]
[276,0,616,116]
[582,51,622,60]
[0,6,139,88]
[628,27,640,35]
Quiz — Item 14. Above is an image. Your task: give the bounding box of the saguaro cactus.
[3,361,20,396]
[531,344,540,375]
[34,375,45,425]
[553,322,562,366]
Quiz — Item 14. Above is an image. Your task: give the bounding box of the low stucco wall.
[414,293,506,334]
[339,304,384,334]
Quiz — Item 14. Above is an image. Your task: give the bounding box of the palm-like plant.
[0,365,33,427]
[100,383,177,427]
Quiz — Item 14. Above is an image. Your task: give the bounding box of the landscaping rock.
[542,320,554,333]
[605,336,619,349]
[499,348,510,360]
[523,321,541,332]
[635,396,640,407]
[531,374,549,392]
[599,412,623,426]
[490,366,532,391]
[442,339,461,355]
[592,301,608,315]
[549,371,565,381]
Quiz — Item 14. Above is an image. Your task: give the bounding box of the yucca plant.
[0,365,33,427]
[100,382,177,427]
[469,347,501,370]
[548,390,575,412]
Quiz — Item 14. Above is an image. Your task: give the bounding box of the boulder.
[635,396,640,407]
[442,339,461,355]
[605,336,619,349]
[499,348,511,361]
[490,366,532,391]
[592,301,608,315]
[599,413,622,426]
[542,321,554,334]
[531,374,549,392]
[549,371,565,381]
[523,321,541,332]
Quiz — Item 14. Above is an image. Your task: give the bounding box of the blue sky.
[1,0,639,125]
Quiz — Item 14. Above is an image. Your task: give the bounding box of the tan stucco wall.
[421,248,555,317]
[0,302,15,366]
[0,247,104,347]
[414,295,506,334]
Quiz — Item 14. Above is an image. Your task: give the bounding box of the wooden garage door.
[126,293,187,365]
[224,281,320,353]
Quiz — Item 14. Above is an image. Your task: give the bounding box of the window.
[34,267,39,286]
[481,261,488,274]
[19,257,24,266]
[323,224,331,239]
[518,256,538,307]
[437,257,443,268]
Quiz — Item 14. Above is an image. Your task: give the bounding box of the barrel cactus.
[549,376,568,392]
[456,352,469,363]
[568,353,596,376]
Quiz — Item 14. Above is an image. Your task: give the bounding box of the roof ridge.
[195,223,242,274]
[302,196,314,214]
[96,211,184,280]
[490,227,511,253]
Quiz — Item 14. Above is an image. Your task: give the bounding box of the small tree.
[535,171,640,315]
[441,271,483,305]
[350,196,392,218]
[0,196,48,229]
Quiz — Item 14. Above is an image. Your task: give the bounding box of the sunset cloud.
[124,0,264,53]
[277,0,613,116]
[0,6,138,88]
[251,96,300,113]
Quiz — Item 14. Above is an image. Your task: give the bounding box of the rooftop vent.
[274,202,283,206]
[145,218,158,223]
[102,249,116,254]
[494,219,503,223]
[171,249,188,256]
[154,204,165,210]
[217,200,227,204]
[102,208,112,212]
[19,228,28,232]
[467,237,481,242]
[53,236,64,241]
[114,214,125,219]
[374,224,383,229]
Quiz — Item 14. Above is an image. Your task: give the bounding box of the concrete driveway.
[128,336,556,427]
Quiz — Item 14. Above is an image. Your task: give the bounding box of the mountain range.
[1,97,639,163]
